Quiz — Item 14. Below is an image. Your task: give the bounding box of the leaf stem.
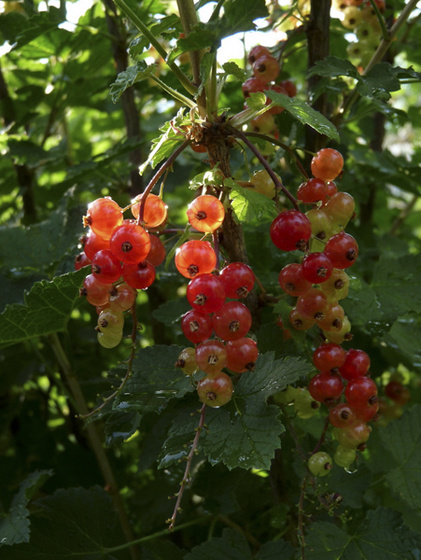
[168,404,207,531]
[114,0,197,96]
[136,139,191,224]
[149,74,196,108]
[367,0,388,40]
[228,126,300,211]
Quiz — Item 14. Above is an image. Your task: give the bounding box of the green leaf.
[371,253,421,322]
[0,487,123,559]
[189,169,225,191]
[380,314,421,371]
[139,109,187,174]
[265,91,340,142]
[152,298,191,325]
[109,61,158,103]
[379,405,421,510]
[222,0,268,36]
[357,62,402,101]
[201,353,312,470]
[307,56,360,80]
[104,410,141,447]
[245,91,267,111]
[184,528,252,560]
[112,345,194,415]
[306,507,421,559]
[0,470,53,547]
[222,61,248,82]
[255,540,296,559]
[0,269,86,349]
[226,179,277,224]
[129,14,181,57]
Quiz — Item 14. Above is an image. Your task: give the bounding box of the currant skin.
[83,197,123,239]
[175,347,198,376]
[270,210,312,252]
[219,262,255,299]
[308,452,333,477]
[226,338,258,373]
[186,195,225,233]
[186,273,226,314]
[175,240,217,279]
[311,148,344,182]
[197,373,233,408]
[195,340,227,376]
[131,193,168,228]
[181,309,213,344]
[109,222,151,265]
[212,301,252,341]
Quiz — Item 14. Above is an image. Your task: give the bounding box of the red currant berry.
[311,148,344,182]
[354,401,379,423]
[266,83,288,114]
[296,288,328,320]
[313,343,347,373]
[324,232,359,269]
[334,421,372,450]
[253,54,280,83]
[226,338,258,373]
[270,210,312,252]
[212,301,252,341]
[186,273,226,314]
[248,45,270,65]
[110,222,151,265]
[181,309,213,344]
[75,252,91,271]
[316,302,345,332]
[91,249,123,284]
[80,274,112,306]
[108,283,136,312]
[345,377,378,408]
[175,240,217,279]
[219,262,255,299]
[278,263,312,297]
[131,193,168,229]
[187,195,225,233]
[329,402,357,428]
[146,234,166,267]
[250,112,275,134]
[319,268,350,301]
[384,380,411,406]
[302,252,333,284]
[309,372,344,404]
[242,77,267,98]
[297,178,328,204]
[122,261,156,289]
[197,373,233,407]
[195,340,227,376]
[83,231,110,260]
[339,349,370,381]
[289,307,316,331]
[83,197,123,240]
[323,192,355,229]
[279,79,297,98]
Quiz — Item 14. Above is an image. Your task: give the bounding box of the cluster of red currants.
[271,147,379,472]
[174,195,258,407]
[241,45,297,135]
[273,148,356,344]
[75,194,167,348]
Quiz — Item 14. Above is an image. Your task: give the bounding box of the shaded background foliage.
[0,0,421,558]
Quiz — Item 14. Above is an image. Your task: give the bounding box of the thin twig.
[137,139,191,224]
[79,301,139,419]
[311,415,330,454]
[297,477,308,560]
[279,404,307,462]
[230,126,300,210]
[242,131,309,179]
[168,404,207,531]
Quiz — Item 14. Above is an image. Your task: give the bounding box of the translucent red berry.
[226,338,258,373]
[186,273,226,314]
[313,343,347,373]
[302,252,334,284]
[297,178,328,204]
[345,377,378,408]
[146,234,166,267]
[83,197,123,239]
[108,283,137,312]
[187,195,225,233]
[212,301,252,341]
[339,349,370,381]
[252,54,280,83]
[181,309,213,344]
[248,45,270,65]
[324,232,359,269]
[309,372,344,404]
[175,240,217,279]
[131,193,168,229]
[92,249,123,284]
[311,148,344,182]
[329,402,357,428]
[270,210,312,252]
[80,274,112,306]
[110,222,151,265]
[195,340,227,376]
[75,252,91,271]
[219,262,255,299]
[278,263,312,297]
[83,231,110,260]
[242,76,267,98]
[122,261,156,289]
[296,288,328,320]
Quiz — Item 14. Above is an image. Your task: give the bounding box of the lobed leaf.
[0,269,87,349]
[226,179,277,224]
[265,90,340,142]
